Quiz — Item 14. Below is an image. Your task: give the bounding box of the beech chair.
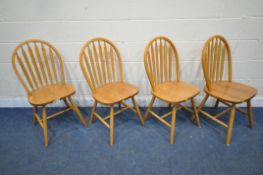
[144,36,201,144]
[79,37,144,145]
[199,35,257,145]
[12,39,88,147]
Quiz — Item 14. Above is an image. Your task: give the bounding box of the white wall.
[0,0,263,107]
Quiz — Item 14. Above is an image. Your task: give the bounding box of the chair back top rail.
[144,36,180,91]
[201,35,232,90]
[12,39,65,94]
[80,37,124,92]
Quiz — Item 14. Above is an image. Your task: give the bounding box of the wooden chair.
[199,35,257,145]
[12,39,88,147]
[79,37,144,145]
[144,36,201,144]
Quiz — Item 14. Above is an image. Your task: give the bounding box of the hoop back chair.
[199,35,257,145]
[80,37,144,145]
[144,36,201,144]
[12,39,88,147]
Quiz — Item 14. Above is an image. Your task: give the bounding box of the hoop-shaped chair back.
[79,37,124,92]
[201,35,232,90]
[144,36,180,91]
[12,39,65,94]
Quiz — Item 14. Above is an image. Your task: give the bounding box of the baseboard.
[0,96,263,108]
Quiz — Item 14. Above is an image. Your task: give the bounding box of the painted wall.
[0,0,262,107]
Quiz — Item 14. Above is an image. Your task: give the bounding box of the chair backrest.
[201,35,232,90]
[144,36,180,91]
[79,37,123,92]
[12,39,65,94]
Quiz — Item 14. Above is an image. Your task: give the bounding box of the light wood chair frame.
[199,35,256,145]
[12,39,88,147]
[80,37,144,145]
[143,36,201,144]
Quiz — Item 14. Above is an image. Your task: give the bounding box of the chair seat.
[93,82,139,105]
[205,81,257,104]
[28,84,76,106]
[153,81,200,104]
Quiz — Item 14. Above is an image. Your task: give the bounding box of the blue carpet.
[0,107,263,175]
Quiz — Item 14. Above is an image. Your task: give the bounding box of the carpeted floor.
[0,107,263,175]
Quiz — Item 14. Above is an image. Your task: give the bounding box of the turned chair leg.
[42,106,49,147]
[170,106,176,144]
[68,96,88,128]
[144,96,156,121]
[191,98,201,128]
[132,97,145,126]
[33,106,37,125]
[247,99,254,128]
[89,101,97,123]
[110,106,114,145]
[226,106,236,145]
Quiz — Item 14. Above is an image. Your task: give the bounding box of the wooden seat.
[154,81,199,104]
[143,36,201,144]
[79,37,144,145]
[12,39,88,147]
[93,82,139,105]
[205,81,257,104]
[199,35,257,145]
[28,84,76,106]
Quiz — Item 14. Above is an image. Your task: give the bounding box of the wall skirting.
[0,96,262,108]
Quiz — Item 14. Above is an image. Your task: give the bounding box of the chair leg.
[214,99,219,109]
[144,96,156,121]
[63,98,70,108]
[33,106,37,125]
[198,94,209,112]
[68,96,88,128]
[131,97,145,126]
[226,106,236,145]
[191,98,201,128]
[247,99,254,128]
[110,106,114,145]
[118,103,121,109]
[89,101,97,123]
[191,94,209,121]
[170,106,176,144]
[42,106,48,147]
